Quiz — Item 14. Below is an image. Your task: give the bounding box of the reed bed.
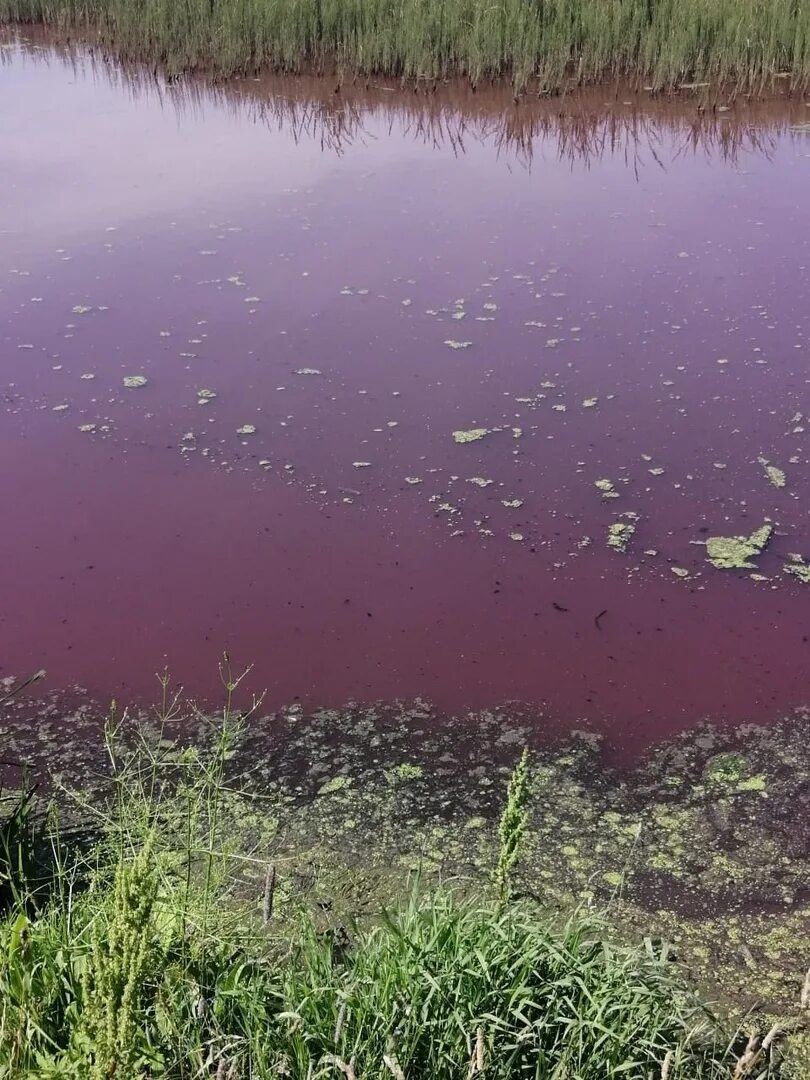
[2,0,810,93]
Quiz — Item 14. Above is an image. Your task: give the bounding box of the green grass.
[0,708,795,1078]
[2,0,810,92]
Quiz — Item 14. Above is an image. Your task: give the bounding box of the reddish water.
[2,35,810,750]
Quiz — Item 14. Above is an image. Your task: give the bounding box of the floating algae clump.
[122,375,148,389]
[705,524,772,569]
[758,456,786,488]
[607,513,638,553]
[594,478,619,499]
[783,554,810,583]
[453,428,489,444]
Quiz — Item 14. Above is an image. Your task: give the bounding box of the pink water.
[2,35,810,750]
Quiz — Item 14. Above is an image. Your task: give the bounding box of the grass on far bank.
[2,686,808,1078]
[2,0,810,93]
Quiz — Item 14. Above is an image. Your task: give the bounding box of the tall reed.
[2,0,810,92]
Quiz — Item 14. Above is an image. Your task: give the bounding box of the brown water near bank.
[2,31,810,753]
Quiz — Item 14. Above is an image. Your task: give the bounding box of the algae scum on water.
[705,524,773,570]
[4,34,809,597]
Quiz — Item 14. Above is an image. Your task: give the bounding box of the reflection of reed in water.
[7,31,804,169]
[110,70,794,170]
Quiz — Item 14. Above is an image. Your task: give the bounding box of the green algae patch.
[783,554,810,584]
[594,478,620,499]
[387,762,423,781]
[705,524,772,570]
[736,774,767,793]
[704,754,766,794]
[122,375,148,389]
[453,428,489,444]
[705,751,748,784]
[317,775,353,795]
[758,457,786,489]
[607,512,638,553]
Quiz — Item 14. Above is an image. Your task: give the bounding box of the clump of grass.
[2,0,810,93]
[1,670,49,909]
[1,707,785,1078]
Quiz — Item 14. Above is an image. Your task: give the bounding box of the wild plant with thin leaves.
[494,747,530,910]
[74,833,160,1078]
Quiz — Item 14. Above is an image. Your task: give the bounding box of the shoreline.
[3,682,809,1017]
[3,12,810,98]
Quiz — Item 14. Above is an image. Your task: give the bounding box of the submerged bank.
[2,0,810,93]
[2,686,810,1075]
[3,682,810,1015]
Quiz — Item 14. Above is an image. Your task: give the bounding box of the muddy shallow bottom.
[4,684,809,1016]
[2,31,810,753]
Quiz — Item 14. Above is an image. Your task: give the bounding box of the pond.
[2,31,810,753]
